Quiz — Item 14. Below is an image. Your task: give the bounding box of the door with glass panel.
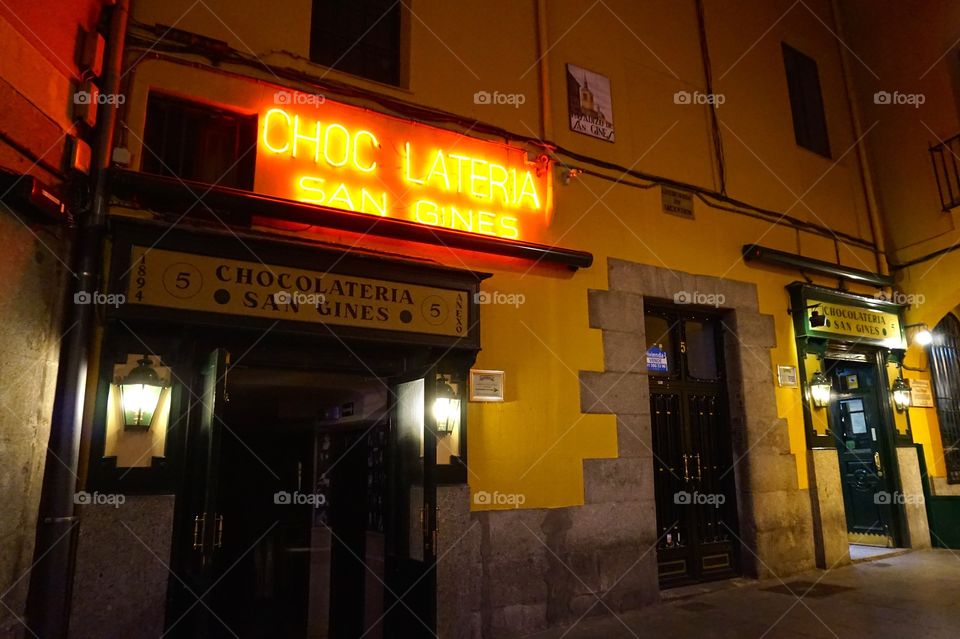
[826,358,899,546]
[168,355,439,638]
[646,307,739,586]
[383,370,438,638]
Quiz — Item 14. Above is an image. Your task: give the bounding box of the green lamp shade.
[119,357,166,428]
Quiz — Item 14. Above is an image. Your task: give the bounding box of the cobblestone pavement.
[524,549,960,638]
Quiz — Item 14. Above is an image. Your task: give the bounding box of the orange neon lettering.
[323,123,350,167]
[477,210,496,235]
[327,183,355,210]
[447,153,469,193]
[500,215,519,239]
[488,163,509,205]
[260,102,552,241]
[353,130,378,172]
[450,205,472,232]
[292,114,322,162]
[517,171,540,209]
[263,108,291,154]
[404,142,425,185]
[470,158,489,199]
[361,188,387,215]
[298,175,326,204]
[425,150,450,191]
[414,199,440,225]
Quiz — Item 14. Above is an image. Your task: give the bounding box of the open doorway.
[167,357,438,638]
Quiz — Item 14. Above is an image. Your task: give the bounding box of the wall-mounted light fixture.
[118,357,167,429]
[892,376,912,412]
[433,375,461,435]
[905,323,932,346]
[810,370,832,408]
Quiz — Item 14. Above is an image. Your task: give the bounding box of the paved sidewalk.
[524,549,960,639]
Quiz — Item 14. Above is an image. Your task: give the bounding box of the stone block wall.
[68,495,175,638]
[0,211,68,639]
[896,447,932,549]
[454,258,817,638]
[808,449,852,568]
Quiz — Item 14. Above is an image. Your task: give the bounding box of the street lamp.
[810,370,832,408]
[119,357,166,429]
[892,377,912,412]
[433,376,461,435]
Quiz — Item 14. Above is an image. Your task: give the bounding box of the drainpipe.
[694,0,727,195]
[534,0,553,141]
[25,1,129,636]
[830,0,889,281]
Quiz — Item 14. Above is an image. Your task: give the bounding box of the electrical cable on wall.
[121,23,877,255]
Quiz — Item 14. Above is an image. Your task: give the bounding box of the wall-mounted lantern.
[892,376,912,412]
[433,375,461,436]
[810,370,832,408]
[118,357,167,429]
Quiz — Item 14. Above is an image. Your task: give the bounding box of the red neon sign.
[255,94,552,241]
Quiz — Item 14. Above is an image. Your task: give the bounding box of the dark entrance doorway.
[646,306,740,586]
[825,357,901,547]
[167,351,440,638]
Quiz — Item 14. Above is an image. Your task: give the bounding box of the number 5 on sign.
[161,262,203,299]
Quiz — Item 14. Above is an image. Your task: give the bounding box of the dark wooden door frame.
[161,334,467,636]
[648,304,740,586]
[825,357,900,545]
[823,349,908,548]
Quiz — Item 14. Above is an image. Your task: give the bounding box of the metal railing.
[930,133,960,210]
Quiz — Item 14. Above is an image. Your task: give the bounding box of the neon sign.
[255,95,552,241]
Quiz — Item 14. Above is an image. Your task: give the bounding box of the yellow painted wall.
[839,0,960,481]
[118,0,893,508]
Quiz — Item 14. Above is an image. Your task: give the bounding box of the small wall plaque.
[470,369,504,402]
[911,378,935,408]
[777,365,798,388]
[661,187,694,219]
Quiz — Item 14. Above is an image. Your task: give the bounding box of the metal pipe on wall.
[25,1,129,636]
[535,0,553,142]
[830,0,890,280]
